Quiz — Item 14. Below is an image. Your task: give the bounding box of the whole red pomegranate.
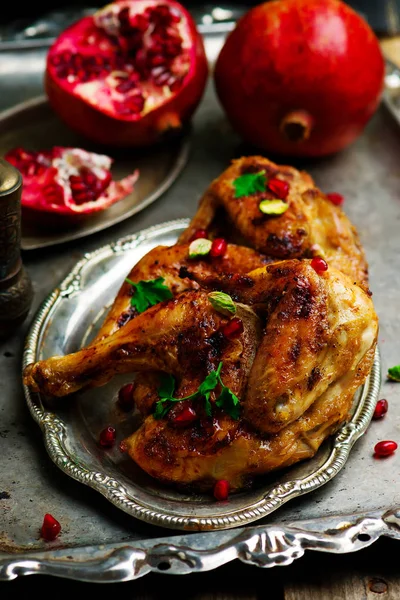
[214,0,385,157]
[45,0,208,147]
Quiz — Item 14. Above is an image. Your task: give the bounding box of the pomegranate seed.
[268,178,290,200]
[221,317,244,339]
[210,238,227,258]
[326,192,344,206]
[373,399,389,420]
[189,229,208,242]
[374,440,398,457]
[311,257,328,274]
[99,426,116,448]
[40,513,61,541]
[119,440,128,453]
[172,406,198,426]
[118,382,135,410]
[213,479,230,501]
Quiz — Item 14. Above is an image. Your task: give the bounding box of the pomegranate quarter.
[45,0,208,147]
[214,0,385,157]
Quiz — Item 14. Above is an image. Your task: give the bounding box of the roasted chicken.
[179,156,369,291]
[23,260,378,491]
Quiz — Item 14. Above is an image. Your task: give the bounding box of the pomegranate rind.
[45,0,208,147]
[5,146,139,216]
[214,0,385,157]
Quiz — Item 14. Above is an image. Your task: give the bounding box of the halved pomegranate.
[5,146,139,220]
[45,0,208,147]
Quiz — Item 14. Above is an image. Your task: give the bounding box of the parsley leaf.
[153,361,240,420]
[158,373,176,399]
[197,362,223,396]
[125,277,173,313]
[215,387,241,420]
[233,170,267,198]
[388,365,400,381]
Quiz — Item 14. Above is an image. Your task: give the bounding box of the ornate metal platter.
[0,97,190,250]
[21,219,381,534]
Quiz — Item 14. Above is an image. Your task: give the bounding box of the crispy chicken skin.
[179,156,369,290]
[23,260,378,490]
[93,242,269,342]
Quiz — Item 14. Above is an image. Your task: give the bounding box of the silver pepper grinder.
[0,159,33,339]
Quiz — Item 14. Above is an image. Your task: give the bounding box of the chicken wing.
[179,156,369,290]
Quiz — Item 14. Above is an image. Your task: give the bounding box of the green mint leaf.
[125,277,173,314]
[388,365,400,381]
[233,170,266,198]
[259,199,289,215]
[215,386,241,420]
[208,291,236,316]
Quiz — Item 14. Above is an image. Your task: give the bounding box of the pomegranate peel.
[45,0,208,147]
[214,0,385,157]
[5,146,139,218]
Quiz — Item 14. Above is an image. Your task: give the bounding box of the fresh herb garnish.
[233,170,267,198]
[208,291,236,316]
[388,365,400,382]
[125,277,173,314]
[153,361,241,420]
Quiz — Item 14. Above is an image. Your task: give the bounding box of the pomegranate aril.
[326,192,344,206]
[210,238,227,258]
[222,317,244,339]
[172,406,198,426]
[373,399,389,420]
[213,479,230,501]
[374,440,398,457]
[116,79,137,94]
[99,426,116,448]
[268,177,290,200]
[41,513,61,541]
[311,257,328,274]
[118,382,135,410]
[189,229,208,242]
[119,440,128,453]
[169,77,183,92]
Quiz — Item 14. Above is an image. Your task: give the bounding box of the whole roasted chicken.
[24,259,378,491]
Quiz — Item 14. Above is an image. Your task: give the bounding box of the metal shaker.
[0,158,33,339]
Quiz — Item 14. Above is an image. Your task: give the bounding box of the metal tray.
[0,97,190,251]
[21,218,381,533]
[1,19,400,584]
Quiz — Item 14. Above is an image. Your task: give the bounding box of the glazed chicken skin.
[179,156,369,291]
[90,241,269,412]
[93,241,269,342]
[23,260,378,491]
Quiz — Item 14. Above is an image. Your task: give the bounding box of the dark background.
[1,1,400,36]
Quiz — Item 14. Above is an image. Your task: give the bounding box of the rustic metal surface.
[1,28,400,582]
[0,97,190,250]
[21,219,381,533]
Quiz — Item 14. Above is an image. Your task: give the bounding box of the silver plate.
[22,219,381,533]
[0,96,190,250]
[383,59,400,127]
